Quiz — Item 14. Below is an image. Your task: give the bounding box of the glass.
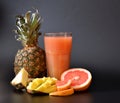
[44,32,72,79]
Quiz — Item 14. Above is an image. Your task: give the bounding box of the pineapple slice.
[35,78,57,93]
[35,84,57,93]
[11,68,28,89]
[27,77,57,94]
[27,78,43,90]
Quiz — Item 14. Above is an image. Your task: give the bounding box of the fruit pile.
[11,68,92,96]
[27,77,57,94]
[50,68,92,96]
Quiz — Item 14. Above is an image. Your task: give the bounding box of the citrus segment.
[56,80,72,91]
[61,68,92,91]
[49,87,74,96]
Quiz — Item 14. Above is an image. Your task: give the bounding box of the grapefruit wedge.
[49,87,74,96]
[56,80,72,91]
[61,68,92,91]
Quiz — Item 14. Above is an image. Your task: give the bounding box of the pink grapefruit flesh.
[56,80,72,91]
[61,68,92,91]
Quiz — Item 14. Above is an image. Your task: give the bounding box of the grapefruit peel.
[49,87,74,96]
[61,68,92,91]
[56,80,72,91]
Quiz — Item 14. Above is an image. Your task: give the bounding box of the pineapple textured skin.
[14,46,47,78]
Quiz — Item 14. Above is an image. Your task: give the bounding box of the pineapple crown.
[14,9,43,47]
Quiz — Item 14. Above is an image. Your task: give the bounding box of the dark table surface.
[1,72,120,103]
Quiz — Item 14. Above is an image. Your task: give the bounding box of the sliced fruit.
[11,68,28,89]
[49,87,74,96]
[61,68,92,91]
[27,78,44,90]
[35,84,57,93]
[35,77,57,93]
[56,80,72,91]
[27,77,57,94]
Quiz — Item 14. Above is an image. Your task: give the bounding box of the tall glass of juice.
[44,32,72,79]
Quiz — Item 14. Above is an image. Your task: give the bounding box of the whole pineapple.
[14,9,47,78]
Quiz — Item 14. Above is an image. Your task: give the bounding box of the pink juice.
[44,33,72,79]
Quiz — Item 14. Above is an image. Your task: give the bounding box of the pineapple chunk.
[27,77,57,94]
[27,78,44,90]
[11,68,28,89]
[35,84,57,93]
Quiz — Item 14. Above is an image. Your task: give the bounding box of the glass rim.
[44,32,72,36]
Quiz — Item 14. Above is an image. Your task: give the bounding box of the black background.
[0,0,120,103]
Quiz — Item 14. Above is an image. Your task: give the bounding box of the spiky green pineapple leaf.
[14,9,43,47]
[16,15,25,26]
[25,11,31,24]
